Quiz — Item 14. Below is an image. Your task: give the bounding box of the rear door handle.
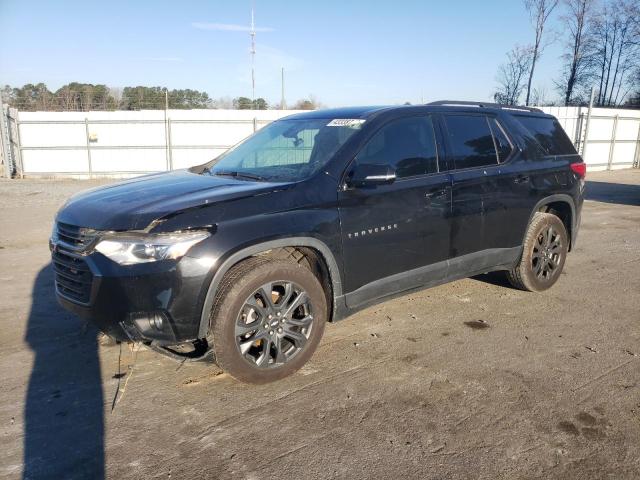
[425,189,448,200]
[514,175,530,184]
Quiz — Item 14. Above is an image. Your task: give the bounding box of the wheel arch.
[197,237,342,338]
[526,194,576,251]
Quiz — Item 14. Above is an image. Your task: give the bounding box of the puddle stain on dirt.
[576,412,597,426]
[558,421,580,435]
[558,411,610,440]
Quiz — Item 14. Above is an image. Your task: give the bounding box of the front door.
[338,114,451,308]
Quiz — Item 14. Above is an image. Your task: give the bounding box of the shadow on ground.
[585,181,640,206]
[472,271,516,289]
[23,265,104,480]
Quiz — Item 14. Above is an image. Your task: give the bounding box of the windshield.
[205,118,364,182]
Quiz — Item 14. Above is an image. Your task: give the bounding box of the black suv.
[51,101,585,383]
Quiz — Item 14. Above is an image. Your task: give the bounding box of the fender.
[197,237,343,338]
[524,194,576,249]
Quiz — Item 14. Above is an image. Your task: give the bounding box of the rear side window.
[515,115,576,155]
[354,115,439,178]
[489,119,514,163]
[444,114,498,169]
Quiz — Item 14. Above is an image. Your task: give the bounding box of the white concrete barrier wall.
[540,106,640,171]
[12,109,302,177]
[6,106,640,177]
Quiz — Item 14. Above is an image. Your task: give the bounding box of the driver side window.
[353,115,439,178]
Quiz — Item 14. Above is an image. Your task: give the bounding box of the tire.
[208,257,327,384]
[506,212,569,292]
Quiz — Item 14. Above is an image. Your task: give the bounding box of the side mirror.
[346,164,397,188]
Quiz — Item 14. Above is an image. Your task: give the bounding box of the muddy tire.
[209,257,327,384]
[506,212,568,292]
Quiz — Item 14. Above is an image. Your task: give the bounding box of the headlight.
[94,231,210,265]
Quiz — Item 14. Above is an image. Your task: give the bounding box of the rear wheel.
[209,257,327,384]
[506,212,568,292]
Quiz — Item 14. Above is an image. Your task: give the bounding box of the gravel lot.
[0,169,639,480]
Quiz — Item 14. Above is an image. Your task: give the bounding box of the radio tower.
[250,4,256,106]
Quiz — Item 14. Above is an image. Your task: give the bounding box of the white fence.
[2,109,302,178]
[540,106,640,171]
[1,106,639,178]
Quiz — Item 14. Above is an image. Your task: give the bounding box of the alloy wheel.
[532,225,563,281]
[234,281,314,368]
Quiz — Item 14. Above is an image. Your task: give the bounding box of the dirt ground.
[0,169,638,480]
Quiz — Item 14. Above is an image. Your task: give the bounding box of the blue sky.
[0,0,567,106]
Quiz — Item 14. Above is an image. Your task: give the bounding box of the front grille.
[56,221,98,251]
[53,248,93,304]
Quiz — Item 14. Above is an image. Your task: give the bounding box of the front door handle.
[514,175,530,184]
[425,189,448,199]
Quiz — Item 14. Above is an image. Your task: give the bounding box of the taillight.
[570,162,586,178]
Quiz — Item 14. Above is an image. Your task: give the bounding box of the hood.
[56,170,288,231]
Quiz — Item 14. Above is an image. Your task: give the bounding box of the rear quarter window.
[489,119,514,163]
[515,115,576,156]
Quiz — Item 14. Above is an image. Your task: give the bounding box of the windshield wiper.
[212,170,266,182]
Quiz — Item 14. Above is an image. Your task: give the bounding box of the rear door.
[441,113,523,270]
[338,114,451,307]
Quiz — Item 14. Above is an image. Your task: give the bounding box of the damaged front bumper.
[52,242,211,346]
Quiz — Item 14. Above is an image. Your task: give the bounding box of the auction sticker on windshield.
[327,119,366,128]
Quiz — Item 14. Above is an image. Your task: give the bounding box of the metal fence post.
[14,110,24,178]
[167,117,173,171]
[633,120,640,169]
[84,117,93,178]
[574,110,584,151]
[607,115,619,171]
[253,117,257,132]
[0,103,12,178]
[581,87,595,159]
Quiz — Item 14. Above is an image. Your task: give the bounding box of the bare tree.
[531,85,552,105]
[524,0,559,105]
[613,0,640,104]
[592,0,640,106]
[626,66,640,106]
[556,0,596,105]
[494,45,534,105]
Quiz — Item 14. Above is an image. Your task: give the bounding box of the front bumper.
[52,244,212,345]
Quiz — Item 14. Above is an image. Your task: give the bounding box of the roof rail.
[427,100,543,113]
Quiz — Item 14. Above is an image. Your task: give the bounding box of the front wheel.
[209,257,327,384]
[506,212,569,292]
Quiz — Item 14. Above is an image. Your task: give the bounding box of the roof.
[283,106,393,120]
[427,100,544,113]
[281,101,548,121]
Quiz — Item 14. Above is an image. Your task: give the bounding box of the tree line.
[6,0,638,113]
[0,83,321,112]
[494,0,640,107]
